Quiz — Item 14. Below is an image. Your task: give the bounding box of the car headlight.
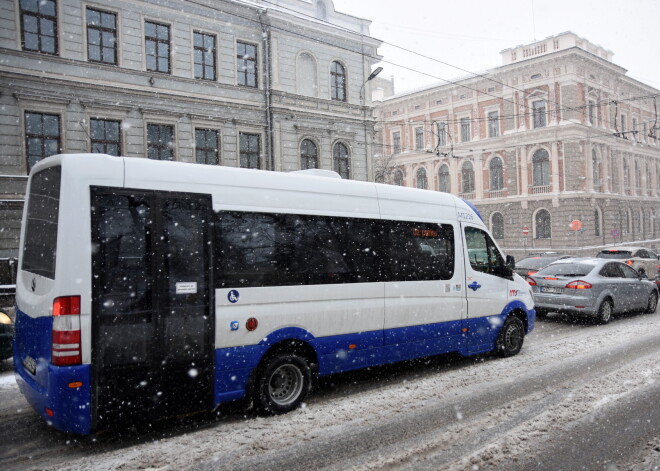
[0,312,13,325]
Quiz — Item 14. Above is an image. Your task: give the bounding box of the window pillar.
[520,146,529,196]
[551,141,560,193]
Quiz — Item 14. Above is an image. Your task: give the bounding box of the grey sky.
[332,0,660,93]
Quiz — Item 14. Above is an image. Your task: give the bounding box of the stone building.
[373,32,660,257]
[0,0,382,258]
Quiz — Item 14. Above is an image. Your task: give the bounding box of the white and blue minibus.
[14,154,535,434]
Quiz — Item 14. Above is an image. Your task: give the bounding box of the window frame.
[24,111,62,173]
[239,132,261,169]
[533,100,547,128]
[300,138,319,170]
[488,111,499,138]
[532,148,550,187]
[194,128,220,165]
[489,156,504,191]
[146,123,175,161]
[90,118,122,156]
[460,117,471,142]
[20,0,58,55]
[330,60,347,102]
[333,142,350,179]
[461,161,475,193]
[86,7,118,65]
[144,20,171,74]
[193,31,217,81]
[236,40,258,88]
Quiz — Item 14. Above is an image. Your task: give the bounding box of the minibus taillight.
[52,296,82,366]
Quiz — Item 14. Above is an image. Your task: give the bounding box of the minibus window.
[22,166,61,279]
[388,222,455,281]
[465,227,506,276]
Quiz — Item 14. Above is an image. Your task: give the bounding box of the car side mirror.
[506,255,515,270]
[640,272,648,280]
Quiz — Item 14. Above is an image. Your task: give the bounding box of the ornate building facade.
[374,32,660,256]
[0,0,382,258]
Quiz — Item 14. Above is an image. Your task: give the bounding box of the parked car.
[514,253,573,278]
[0,311,14,361]
[596,247,659,282]
[528,257,658,324]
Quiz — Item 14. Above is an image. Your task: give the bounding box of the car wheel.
[646,290,658,314]
[495,315,525,357]
[254,353,311,415]
[596,299,613,325]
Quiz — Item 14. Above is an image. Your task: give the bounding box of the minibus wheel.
[495,315,524,357]
[255,353,311,415]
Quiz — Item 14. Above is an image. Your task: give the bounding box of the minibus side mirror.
[506,255,515,270]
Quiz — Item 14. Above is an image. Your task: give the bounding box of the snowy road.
[1,308,659,471]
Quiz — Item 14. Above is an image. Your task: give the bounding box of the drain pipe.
[258,9,275,172]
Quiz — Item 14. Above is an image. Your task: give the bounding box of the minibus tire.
[495,315,524,357]
[255,353,311,415]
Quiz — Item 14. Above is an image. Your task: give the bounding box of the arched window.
[330,61,346,102]
[489,157,504,191]
[532,149,550,187]
[594,208,601,237]
[462,161,475,193]
[296,53,317,97]
[535,209,551,239]
[491,212,504,239]
[333,142,349,179]
[438,164,450,193]
[592,149,600,185]
[416,167,428,190]
[300,139,318,169]
[393,169,404,186]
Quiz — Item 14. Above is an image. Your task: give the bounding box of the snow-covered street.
[1,310,659,471]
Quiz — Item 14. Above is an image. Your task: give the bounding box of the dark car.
[514,253,572,278]
[529,257,659,324]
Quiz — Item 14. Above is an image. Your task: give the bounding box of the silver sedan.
[529,257,659,324]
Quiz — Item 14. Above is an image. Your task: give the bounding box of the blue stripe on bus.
[13,309,92,435]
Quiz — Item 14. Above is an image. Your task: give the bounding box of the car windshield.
[535,263,595,277]
[597,250,632,259]
[516,256,562,270]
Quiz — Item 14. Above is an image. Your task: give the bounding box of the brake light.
[52,296,82,366]
[565,280,592,289]
[527,277,537,286]
[543,277,558,280]
[625,260,633,266]
[526,270,537,276]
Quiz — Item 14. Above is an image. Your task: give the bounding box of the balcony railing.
[486,189,504,198]
[530,185,551,194]
[460,192,475,200]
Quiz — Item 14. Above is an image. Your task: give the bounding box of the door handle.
[468,281,482,291]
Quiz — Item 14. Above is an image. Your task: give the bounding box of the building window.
[300,139,318,170]
[489,157,504,191]
[239,132,261,169]
[533,100,546,128]
[90,118,121,155]
[594,209,601,237]
[86,8,117,65]
[25,112,61,172]
[632,118,638,140]
[330,61,346,102]
[491,212,504,239]
[393,169,404,186]
[333,142,349,179]
[620,114,626,133]
[236,41,258,87]
[535,209,551,239]
[195,128,219,165]
[194,32,216,81]
[392,131,401,154]
[461,161,475,193]
[460,117,471,142]
[20,0,58,55]
[588,100,596,125]
[488,111,499,138]
[416,168,428,190]
[592,150,600,185]
[147,124,174,160]
[415,127,424,150]
[437,121,446,147]
[439,164,450,193]
[532,148,550,187]
[145,21,170,73]
[623,160,629,187]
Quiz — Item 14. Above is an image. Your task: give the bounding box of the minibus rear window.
[22,166,61,279]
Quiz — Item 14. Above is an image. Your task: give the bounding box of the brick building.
[373,32,660,257]
[0,0,382,259]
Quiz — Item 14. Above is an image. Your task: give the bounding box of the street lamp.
[360,66,383,102]
[360,67,383,182]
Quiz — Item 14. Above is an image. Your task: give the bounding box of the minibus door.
[91,189,214,428]
[462,224,510,352]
